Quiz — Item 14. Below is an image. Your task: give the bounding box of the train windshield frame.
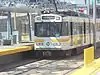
[35,22,62,37]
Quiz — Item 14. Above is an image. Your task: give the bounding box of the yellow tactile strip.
[71,58,100,75]
[0,45,33,56]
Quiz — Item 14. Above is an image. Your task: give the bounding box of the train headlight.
[52,43,61,46]
[36,42,43,46]
[37,17,41,20]
[56,17,60,20]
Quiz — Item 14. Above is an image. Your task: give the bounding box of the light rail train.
[34,11,100,57]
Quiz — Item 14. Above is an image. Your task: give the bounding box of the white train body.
[34,13,100,51]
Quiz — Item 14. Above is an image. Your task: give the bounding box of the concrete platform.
[0,43,34,56]
[0,43,34,66]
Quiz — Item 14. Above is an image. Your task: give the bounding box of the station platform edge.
[71,46,100,75]
[71,58,100,75]
[0,45,34,56]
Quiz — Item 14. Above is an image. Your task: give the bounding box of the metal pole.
[93,0,96,51]
[14,12,17,30]
[27,13,32,41]
[87,0,91,44]
[7,12,12,39]
[7,12,13,45]
[30,13,33,41]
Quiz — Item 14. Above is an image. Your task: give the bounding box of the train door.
[96,22,100,42]
[88,19,94,44]
[84,19,90,45]
[70,18,79,46]
[61,21,71,49]
[80,20,84,45]
[77,21,83,45]
[72,18,83,46]
[72,21,79,46]
[89,19,91,44]
[86,20,90,44]
[90,22,94,44]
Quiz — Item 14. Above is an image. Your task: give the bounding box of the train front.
[34,14,64,50]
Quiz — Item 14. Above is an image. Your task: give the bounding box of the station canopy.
[0,6,38,13]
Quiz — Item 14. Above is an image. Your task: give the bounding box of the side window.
[89,22,93,33]
[73,22,77,35]
[96,23,100,31]
[86,22,89,33]
[62,22,69,36]
[98,23,100,31]
[78,22,83,34]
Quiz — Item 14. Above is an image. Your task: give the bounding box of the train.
[34,10,100,57]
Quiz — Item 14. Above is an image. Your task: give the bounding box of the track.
[0,55,44,72]
[0,53,84,75]
[0,47,100,75]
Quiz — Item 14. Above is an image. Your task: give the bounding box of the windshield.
[35,22,61,37]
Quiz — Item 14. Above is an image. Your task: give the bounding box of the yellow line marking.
[51,38,71,42]
[0,45,33,56]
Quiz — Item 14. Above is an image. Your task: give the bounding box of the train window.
[98,23,100,29]
[98,23,100,31]
[78,22,83,34]
[50,23,61,37]
[42,16,55,20]
[86,22,89,33]
[73,22,78,35]
[35,22,49,37]
[35,22,62,37]
[88,21,91,33]
[89,23,93,33]
[92,23,94,32]
[96,23,100,31]
[96,23,98,30]
[61,22,69,36]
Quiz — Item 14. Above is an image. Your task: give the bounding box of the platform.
[71,58,100,75]
[71,46,100,75]
[0,43,34,56]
